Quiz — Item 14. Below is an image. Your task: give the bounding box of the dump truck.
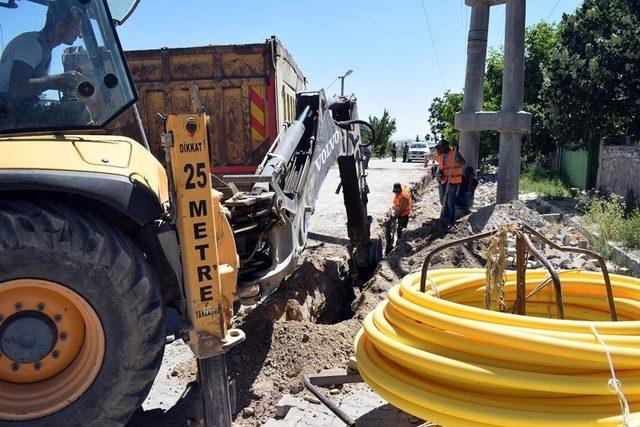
[0,1,380,426]
[106,37,307,174]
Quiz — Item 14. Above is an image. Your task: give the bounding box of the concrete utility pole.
[457,1,491,172]
[455,0,531,203]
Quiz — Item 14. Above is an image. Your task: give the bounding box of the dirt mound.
[233,249,353,326]
[468,200,548,233]
[230,319,358,424]
[351,183,561,319]
[230,176,584,425]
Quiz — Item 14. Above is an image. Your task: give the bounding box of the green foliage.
[427,22,559,166]
[361,109,397,158]
[427,91,463,145]
[523,22,560,163]
[582,194,626,239]
[482,23,559,163]
[519,164,572,199]
[579,194,625,257]
[620,211,640,249]
[578,193,640,254]
[483,49,503,111]
[541,0,640,145]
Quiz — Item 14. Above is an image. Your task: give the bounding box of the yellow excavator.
[0,1,380,425]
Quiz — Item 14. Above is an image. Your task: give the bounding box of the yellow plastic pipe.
[355,269,640,426]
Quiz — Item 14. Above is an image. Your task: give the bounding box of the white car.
[406,142,430,162]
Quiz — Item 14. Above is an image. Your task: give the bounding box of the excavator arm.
[161,88,380,426]
[223,90,381,304]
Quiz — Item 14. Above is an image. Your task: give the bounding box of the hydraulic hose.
[334,119,376,147]
[355,269,640,426]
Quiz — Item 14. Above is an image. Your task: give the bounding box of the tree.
[427,88,499,165]
[427,22,560,166]
[542,0,640,145]
[484,23,559,163]
[361,109,397,157]
[427,91,463,144]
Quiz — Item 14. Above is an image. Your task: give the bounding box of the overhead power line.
[420,0,447,89]
[325,76,340,91]
[547,0,561,21]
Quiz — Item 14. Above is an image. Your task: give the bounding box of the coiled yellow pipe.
[355,269,640,426]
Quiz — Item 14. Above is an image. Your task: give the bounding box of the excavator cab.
[0,0,137,134]
[0,2,379,426]
[0,1,177,425]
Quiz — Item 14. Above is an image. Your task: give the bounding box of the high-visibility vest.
[438,150,463,185]
[393,186,412,217]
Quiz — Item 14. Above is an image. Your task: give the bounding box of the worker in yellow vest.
[392,182,412,239]
[435,139,465,227]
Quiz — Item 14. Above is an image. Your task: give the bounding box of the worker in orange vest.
[436,139,465,227]
[392,182,412,239]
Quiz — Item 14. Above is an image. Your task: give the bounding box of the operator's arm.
[455,151,466,166]
[9,61,82,98]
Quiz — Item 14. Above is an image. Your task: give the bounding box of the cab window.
[0,0,137,135]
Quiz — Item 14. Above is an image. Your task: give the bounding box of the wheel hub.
[0,279,105,421]
[0,311,57,363]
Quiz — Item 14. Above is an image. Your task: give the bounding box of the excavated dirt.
[130,166,598,427]
[228,172,585,425]
[228,173,433,426]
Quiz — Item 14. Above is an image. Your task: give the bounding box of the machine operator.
[0,0,85,127]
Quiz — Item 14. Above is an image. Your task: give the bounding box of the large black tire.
[0,198,165,426]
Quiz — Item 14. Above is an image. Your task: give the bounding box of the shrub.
[620,210,640,249]
[578,194,640,255]
[581,194,625,243]
[520,164,572,199]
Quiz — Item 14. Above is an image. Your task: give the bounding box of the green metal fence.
[558,139,600,190]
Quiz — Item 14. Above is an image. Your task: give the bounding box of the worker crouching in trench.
[392,182,412,239]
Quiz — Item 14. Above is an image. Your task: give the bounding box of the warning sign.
[165,114,225,338]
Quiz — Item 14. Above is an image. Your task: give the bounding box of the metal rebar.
[522,233,564,319]
[515,234,527,315]
[420,230,496,292]
[522,224,617,321]
[199,355,232,427]
[419,223,617,321]
[303,376,355,426]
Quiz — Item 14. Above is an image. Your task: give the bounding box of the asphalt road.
[309,157,428,240]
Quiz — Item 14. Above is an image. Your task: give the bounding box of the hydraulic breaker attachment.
[162,92,244,426]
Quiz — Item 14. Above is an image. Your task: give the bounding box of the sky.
[116,0,584,141]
